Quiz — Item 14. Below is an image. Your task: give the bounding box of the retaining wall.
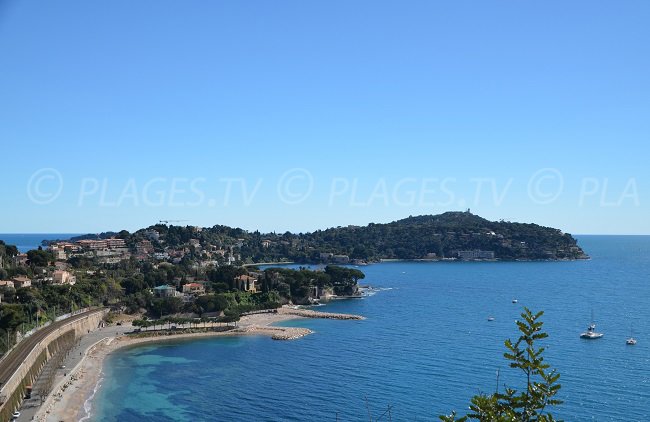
[0,309,107,421]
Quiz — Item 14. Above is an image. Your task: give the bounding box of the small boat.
[580,311,603,340]
[487,316,495,322]
[512,299,518,304]
[626,325,637,345]
[580,323,603,340]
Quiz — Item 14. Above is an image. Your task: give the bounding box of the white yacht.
[580,323,604,340]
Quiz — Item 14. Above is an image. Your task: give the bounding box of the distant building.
[332,255,350,264]
[153,285,181,298]
[77,240,108,250]
[154,252,170,260]
[49,245,68,260]
[182,283,206,296]
[53,270,76,285]
[0,280,15,289]
[457,250,495,260]
[235,275,257,293]
[308,285,334,301]
[54,261,69,270]
[145,230,160,241]
[105,238,127,249]
[320,253,334,261]
[12,276,32,288]
[14,254,29,266]
[136,240,154,255]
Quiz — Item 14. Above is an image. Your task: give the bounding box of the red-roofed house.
[182,283,206,296]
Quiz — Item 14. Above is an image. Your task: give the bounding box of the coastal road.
[0,309,105,398]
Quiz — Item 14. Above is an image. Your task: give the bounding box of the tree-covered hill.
[125,211,588,263]
[296,212,587,261]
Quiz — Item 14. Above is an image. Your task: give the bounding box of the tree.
[151,297,183,317]
[1,243,18,258]
[325,266,365,296]
[27,249,52,267]
[122,276,146,295]
[441,309,562,422]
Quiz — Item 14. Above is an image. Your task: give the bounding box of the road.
[0,309,104,404]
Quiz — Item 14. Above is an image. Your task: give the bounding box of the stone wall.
[0,309,107,421]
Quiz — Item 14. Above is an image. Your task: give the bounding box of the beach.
[34,307,364,422]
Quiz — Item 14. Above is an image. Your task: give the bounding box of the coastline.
[35,307,364,422]
[249,257,590,267]
[243,261,296,267]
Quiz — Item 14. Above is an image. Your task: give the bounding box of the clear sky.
[1,1,648,234]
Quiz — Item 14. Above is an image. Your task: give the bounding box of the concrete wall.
[0,309,107,421]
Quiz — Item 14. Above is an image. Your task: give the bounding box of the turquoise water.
[94,236,650,421]
[0,233,80,252]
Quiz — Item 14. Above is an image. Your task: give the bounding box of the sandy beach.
[34,307,364,422]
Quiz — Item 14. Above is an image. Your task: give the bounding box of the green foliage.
[195,294,229,314]
[121,276,147,295]
[0,304,27,332]
[325,265,365,295]
[26,249,53,267]
[441,309,562,422]
[0,276,125,348]
[123,290,153,314]
[0,241,19,268]
[207,266,247,290]
[126,212,586,264]
[259,266,363,303]
[151,297,184,317]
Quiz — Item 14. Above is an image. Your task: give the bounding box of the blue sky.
[1,1,648,234]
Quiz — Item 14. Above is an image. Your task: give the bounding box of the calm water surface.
[0,233,80,252]
[94,236,650,421]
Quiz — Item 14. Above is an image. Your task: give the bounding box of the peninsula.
[44,211,589,265]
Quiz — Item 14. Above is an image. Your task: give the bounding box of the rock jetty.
[280,308,366,320]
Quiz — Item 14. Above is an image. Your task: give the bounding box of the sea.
[18,235,650,421]
[0,233,81,252]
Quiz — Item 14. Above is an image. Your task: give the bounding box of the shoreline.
[251,257,590,267]
[35,307,364,422]
[243,261,296,267]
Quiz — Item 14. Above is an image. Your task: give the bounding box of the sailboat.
[626,325,637,345]
[580,311,603,340]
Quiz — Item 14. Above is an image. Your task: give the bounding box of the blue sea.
[93,236,650,421]
[0,233,81,252]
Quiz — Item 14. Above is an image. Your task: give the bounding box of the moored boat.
[580,323,603,340]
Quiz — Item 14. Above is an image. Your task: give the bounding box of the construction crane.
[159,220,189,225]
